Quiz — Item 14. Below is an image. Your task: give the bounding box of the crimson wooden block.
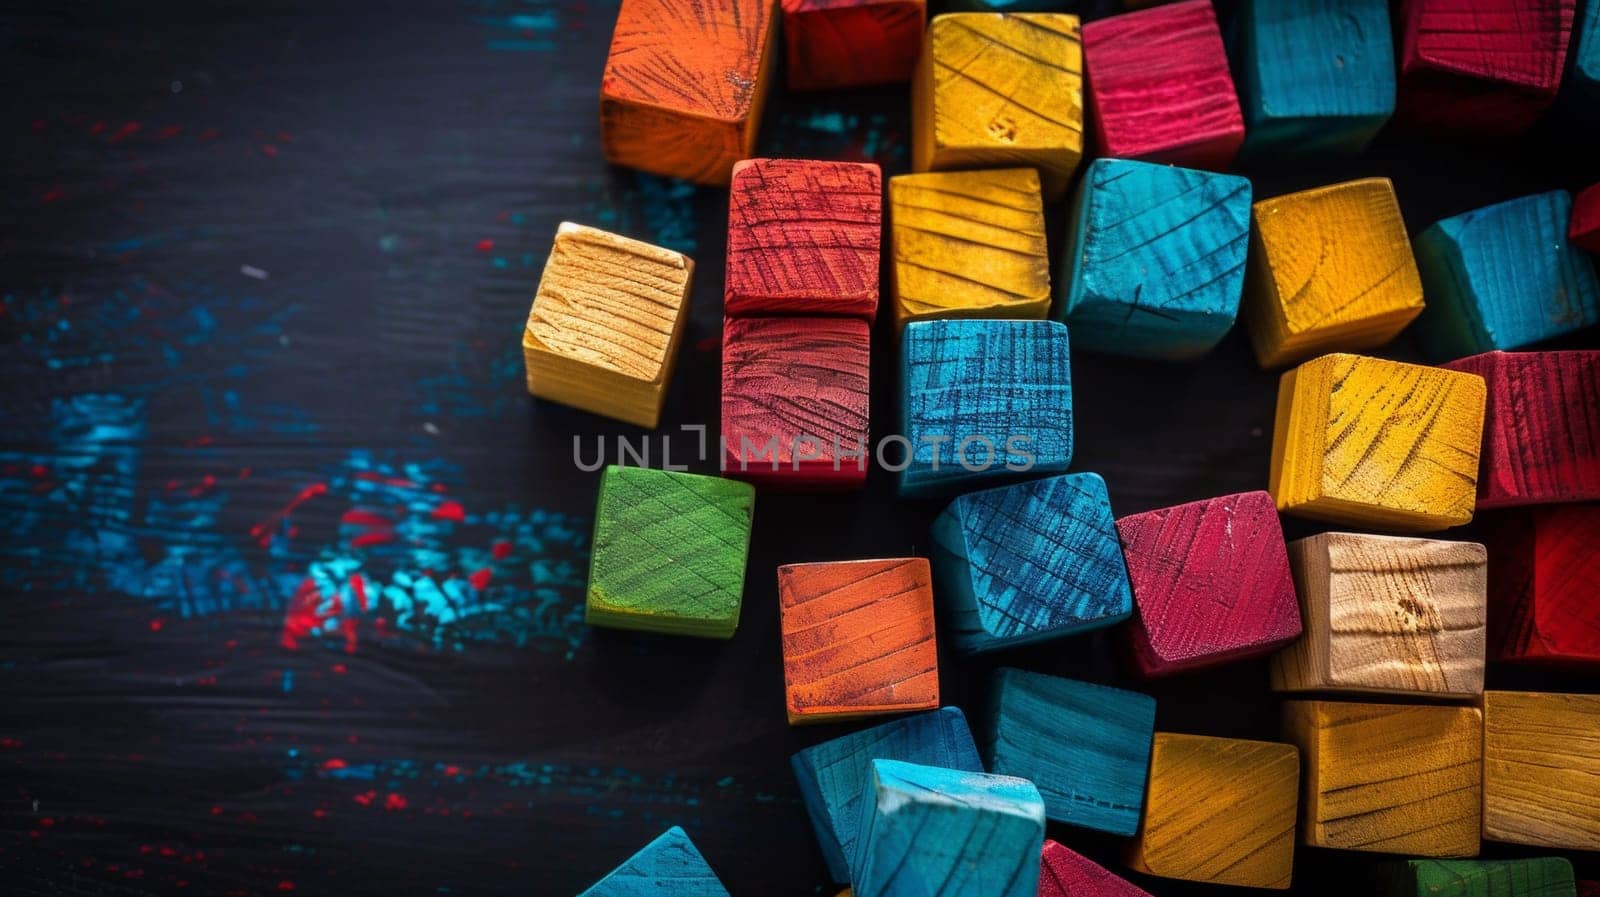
[1485,505,1600,667]
[1572,182,1600,254]
[1040,840,1151,897]
[782,0,924,92]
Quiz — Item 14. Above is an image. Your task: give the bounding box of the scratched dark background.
[2,1,1597,895]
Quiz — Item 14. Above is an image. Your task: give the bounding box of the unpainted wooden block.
[1380,858,1576,897]
[578,826,729,897]
[1482,690,1600,850]
[1573,182,1600,254]
[1040,840,1151,897]
[782,0,924,92]
[1484,505,1600,666]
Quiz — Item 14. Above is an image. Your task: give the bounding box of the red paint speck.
[322,758,347,770]
[468,568,492,590]
[442,765,462,777]
[350,530,394,548]
[475,238,494,253]
[311,808,327,819]
[148,619,165,632]
[383,793,407,811]
[210,806,223,816]
[90,122,106,134]
[41,186,63,204]
[199,128,220,140]
[491,540,513,560]
[110,122,142,143]
[330,663,348,675]
[158,125,183,140]
[277,880,295,891]
[261,144,279,157]
[0,738,21,749]
[353,791,376,807]
[432,500,465,522]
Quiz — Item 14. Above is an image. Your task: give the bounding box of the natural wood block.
[1244,179,1425,369]
[1482,690,1600,850]
[1573,182,1600,254]
[1484,505,1600,666]
[1128,733,1299,889]
[1281,700,1483,857]
[1117,491,1301,678]
[578,826,729,897]
[1040,840,1151,897]
[1271,532,1487,697]
[523,223,694,429]
[599,0,776,185]
[1381,858,1576,897]
[888,168,1050,327]
[1270,353,1487,531]
[782,0,924,92]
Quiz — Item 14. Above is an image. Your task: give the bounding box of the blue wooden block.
[1574,0,1599,101]
[929,472,1132,654]
[855,759,1045,897]
[791,707,983,884]
[1414,191,1600,361]
[578,826,728,897]
[984,668,1155,835]
[899,319,1072,498]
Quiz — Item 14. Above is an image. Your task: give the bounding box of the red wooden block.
[1443,351,1600,508]
[1117,491,1302,678]
[1081,0,1244,171]
[726,158,882,319]
[1040,840,1152,897]
[1572,183,1600,254]
[1578,881,1600,897]
[782,0,925,92]
[1485,505,1600,667]
[722,316,871,490]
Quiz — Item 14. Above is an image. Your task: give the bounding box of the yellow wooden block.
[912,13,1085,200]
[1282,700,1482,857]
[1270,353,1486,532]
[1128,733,1298,889]
[1482,690,1600,850]
[522,222,694,428]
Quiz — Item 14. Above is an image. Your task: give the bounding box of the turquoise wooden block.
[984,668,1155,835]
[791,707,983,884]
[1056,158,1251,360]
[1414,191,1600,360]
[578,826,729,897]
[855,759,1045,897]
[929,472,1132,654]
[1575,0,1599,101]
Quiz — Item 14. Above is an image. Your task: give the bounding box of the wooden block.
[888,169,1050,327]
[782,0,924,92]
[1127,733,1298,890]
[911,13,1084,200]
[1381,858,1576,897]
[984,668,1154,835]
[1442,351,1600,508]
[1484,505,1600,666]
[1117,491,1301,678]
[1270,353,1487,531]
[1414,191,1600,361]
[585,466,755,639]
[1482,690,1600,849]
[1569,182,1600,254]
[930,473,1130,652]
[523,223,694,429]
[1243,179,1425,369]
[1579,883,1600,897]
[1281,700,1483,857]
[855,759,1044,897]
[725,158,882,319]
[1081,0,1244,171]
[721,316,870,490]
[1271,532,1487,697]
[1039,840,1152,897]
[1057,158,1252,360]
[1575,2,1600,101]
[898,319,1072,497]
[578,826,729,897]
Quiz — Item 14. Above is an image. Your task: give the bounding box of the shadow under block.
[1485,505,1600,666]
[585,466,755,638]
[1270,532,1486,697]
[910,13,1084,200]
[1281,701,1483,857]
[725,158,882,319]
[1128,733,1298,889]
[578,826,729,897]
[522,223,694,429]
[1482,691,1600,850]
[1573,182,1600,253]
[1081,0,1244,170]
[1270,353,1487,531]
[899,319,1072,497]
[1382,858,1576,897]
[1040,840,1152,897]
[1117,490,1301,678]
[782,0,924,92]
[1057,158,1251,360]
[855,759,1045,897]
[599,0,775,185]
[1244,178,1425,369]
[888,169,1050,327]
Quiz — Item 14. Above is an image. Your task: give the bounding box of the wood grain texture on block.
[1381,858,1577,897]
[1040,840,1152,897]
[578,826,729,897]
[1483,691,1600,850]
[782,0,924,92]
[1282,700,1482,857]
[1128,733,1299,890]
[1270,353,1487,531]
[1485,506,1600,666]
[1271,532,1486,697]
[523,223,694,429]
[1572,182,1600,254]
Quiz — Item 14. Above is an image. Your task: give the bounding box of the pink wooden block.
[1572,183,1600,254]
[1040,840,1152,897]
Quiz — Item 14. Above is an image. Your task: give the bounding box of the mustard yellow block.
[1270,353,1486,532]
[1482,690,1600,851]
[522,222,694,428]
[912,13,1084,200]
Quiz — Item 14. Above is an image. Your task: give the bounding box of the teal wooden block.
[1414,191,1600,360]
[1380,858,1575,897]
[791,707,983,884]
[1575,0,1599,101]
[984,668,1155,835]
[1056,158,1251,360]
[578,826,729,897]
[855,759,1045,897]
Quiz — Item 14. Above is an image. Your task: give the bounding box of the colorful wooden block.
[899,319,1072,497]
[888,169,1050,327]
[578,826,729,897]
[1414,191,1600,360]
[523,223,694,429]
[599,0,775,185]
[1281,700,1483,857]
[1056,158,1252,360]
[1270,353,1487,531]
[782,0,924,92]
[1128,733,1299,890]
[1271,532,1487,697]
[1381,858,1577,897]
[1081,0,1244,170]
[1484,505,1600,666]
[1039,840,1152,897]
[725,158,882,319]
[1575,2,1600,101]
[1483,690,1600,850]
[1244,178,1425,369]
[585,466,755,638]
[1117,490,1301,678]
[855,759,1044,897]
[1573,182,1600,254]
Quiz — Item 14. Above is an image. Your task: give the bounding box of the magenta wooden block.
[1040,840,1152,897]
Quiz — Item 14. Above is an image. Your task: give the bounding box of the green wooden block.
[1381,858,1575,897]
